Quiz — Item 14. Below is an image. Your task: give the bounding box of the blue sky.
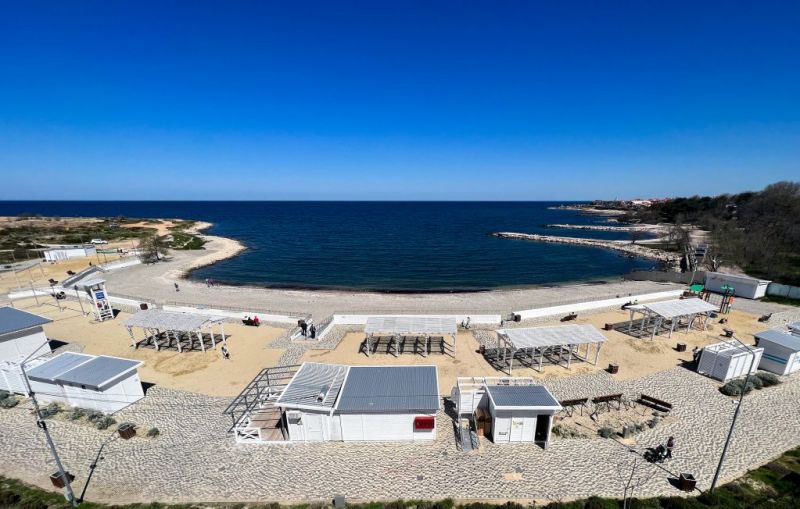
[1,1,798,200]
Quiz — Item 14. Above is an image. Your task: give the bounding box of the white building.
[0,307,52,394]
[43,245,97,262]
[704,272,771,299]
[755,330,800,376]
[697,341,763,382]
[231,362,440,443]
[25,352,144,413]
[453,377,561,448]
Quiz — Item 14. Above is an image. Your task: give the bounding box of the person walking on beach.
[174,282,180,292]
[205,278,210,288]
[666,436,675,459]
[221,345,230,360]
[310,324,316,339]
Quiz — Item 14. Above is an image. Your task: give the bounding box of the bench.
[592,393,623,412]
[560,397,589,417]
[561,313,578,322]
[639,394,672,413]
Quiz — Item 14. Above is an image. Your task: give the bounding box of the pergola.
[123,309,226,353]
[626,298,717,340]
[495,324,607,374]
[363,316,458,357]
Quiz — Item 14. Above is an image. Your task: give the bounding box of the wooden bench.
[559,397,589,417]
[592,393,623,412]
[639,394,672,413]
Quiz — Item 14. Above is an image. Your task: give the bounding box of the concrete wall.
[513,289,685,320]
[767,283,800,300]
[317,314,502,340]
[162,304,301,325]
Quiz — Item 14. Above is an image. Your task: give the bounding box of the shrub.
[0,396,19,409]
[583,496,618,509]
[0,390,9,400]
[117,421,136,431]
[0,490,21,506]
[68,408,86,421]
[647,418,659,429]
[146,427,160,438]
[749,375,764,390]
[755,372,781,387]
[16,497,48,509]
[598,427,615,439]
[720,379,754,397]
[95,416,116,430]
[86,410,104,423]
[39,402,61,419]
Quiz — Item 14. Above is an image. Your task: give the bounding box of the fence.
[767,283,800,300]
[625,270,703,284]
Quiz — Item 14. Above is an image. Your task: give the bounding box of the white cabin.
[25,352,144,413]
[0,307,52,394]
[43,245,97,262]
[697,341,763,382]
[755,330,800,376]
[704,272,771,299]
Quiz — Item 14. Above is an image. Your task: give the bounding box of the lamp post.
[19,343,78,506]
[709,333,758,494]
[73,285,86,315]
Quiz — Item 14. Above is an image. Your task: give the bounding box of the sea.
[0,201,657,291]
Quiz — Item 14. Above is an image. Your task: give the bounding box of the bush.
[720,379,755,397]
[749,375,764,390]
[86,410,104,423]
[0,390,9,400]
[146,427,160,438]
[583,496,618,509]
[0,396,19,408]
[117,421,136,431]
[68,408,86,421]
[755,372,781,387]
[647,417,659,429]
[598,427,615,439]
[95,416,116,430]
[39,402,61,419]
[16,497,48,509]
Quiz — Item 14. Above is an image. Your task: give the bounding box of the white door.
[510,416,525,441]
[304,413,325,441]
[521,417,536,442]
[494,416,511,442]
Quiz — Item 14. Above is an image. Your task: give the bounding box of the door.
[509,417,525,441]
[535,414,550,443]
[493,416,511,443]
[304,413,325,441]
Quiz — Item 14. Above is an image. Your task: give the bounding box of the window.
[414,416,435,430]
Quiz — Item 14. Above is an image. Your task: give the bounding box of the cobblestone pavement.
[1,366,798,505]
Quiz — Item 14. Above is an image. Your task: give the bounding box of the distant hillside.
[627,181,800,285]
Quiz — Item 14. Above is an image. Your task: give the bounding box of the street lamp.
[709,332,758,494]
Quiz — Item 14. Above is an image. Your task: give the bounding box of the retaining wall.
[513,289,685,320]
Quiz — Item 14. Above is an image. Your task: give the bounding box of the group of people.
[299,320,316,338]
[204,278,218,287]
[244,315,261,326]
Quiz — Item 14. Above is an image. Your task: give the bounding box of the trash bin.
[50,471,75,489]
[140,302,149,310]
[479,345,486,355]
[608,363,619,374]
[679,473,696,492]
[676,343,687,352]
[513,314,521,322]
[118,423,136,440]
[604,323,614,331]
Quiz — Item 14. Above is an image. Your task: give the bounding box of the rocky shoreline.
[491,231,680,266]
[544,223,665,233]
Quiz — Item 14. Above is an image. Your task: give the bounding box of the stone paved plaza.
[1,363,798,504]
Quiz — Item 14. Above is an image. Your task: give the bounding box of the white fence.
[317,313,502,340]
[767,283,800,300]
[99,258,142,272]
[161,304,301,325]
[512,289,686,320]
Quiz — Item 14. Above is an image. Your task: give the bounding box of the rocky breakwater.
[544,223,665,233]
[490,231,680,267]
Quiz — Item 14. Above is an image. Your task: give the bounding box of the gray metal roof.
[277,362,349,410]
[789,322,800,335]
[755,329,800,352]
[644,298,717,319]
[335,365,439,413]
[0,307,52,335]
[365,316,457,335]
[26,352,93,382]
[703,341,762,358]
[56,356,142,389]
[124,309,220,332]
[486,384,561,409]
[498,324,607,349]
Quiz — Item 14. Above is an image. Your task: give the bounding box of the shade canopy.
[643,299,717,319]
[486,385,561,410]
[498,324,607,350]
[277,362,349,410]
[365,316,457,336]
[124,309,221,332]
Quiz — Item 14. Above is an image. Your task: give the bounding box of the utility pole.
[710,334,757,494]
[20,347,78,506]
[73,285,86,315]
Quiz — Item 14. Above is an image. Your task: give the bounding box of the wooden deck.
[249,407,286,441]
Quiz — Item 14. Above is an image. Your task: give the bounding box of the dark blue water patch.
[0,201,657,291]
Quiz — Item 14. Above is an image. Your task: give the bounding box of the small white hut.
[697,341,763,382]
[755,330,800,376]
[43,244,96,262]
[25,352,144,413]
[0,307,52,394]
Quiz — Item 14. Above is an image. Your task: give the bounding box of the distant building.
[43,244,96,262]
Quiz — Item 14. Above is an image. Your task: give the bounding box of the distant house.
[704,272,770,300]
[0,307,52,394]
[43,244,96,262]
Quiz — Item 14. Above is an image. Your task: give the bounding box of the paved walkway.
[1,366,798,504]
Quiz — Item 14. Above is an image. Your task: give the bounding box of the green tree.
[138,233,170,263]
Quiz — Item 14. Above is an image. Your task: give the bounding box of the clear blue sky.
[1,1,798,200]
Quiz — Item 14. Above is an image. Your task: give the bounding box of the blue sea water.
[0,201,657,291]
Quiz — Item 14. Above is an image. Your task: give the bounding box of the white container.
[698,341,763,381]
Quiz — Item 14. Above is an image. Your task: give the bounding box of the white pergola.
[496,324,607,374]
[123,309,226,353]
[363,316,458,357]
[627,298,717,340]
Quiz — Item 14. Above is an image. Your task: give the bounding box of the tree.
[616,455,657,509]
[138,233,170,263]
[629,230,645,245]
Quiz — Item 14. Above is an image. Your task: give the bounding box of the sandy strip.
[162,221,246,279]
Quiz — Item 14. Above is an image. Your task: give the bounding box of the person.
[221,345,230,360]
[300,321,308,337]
[310,324,316,339]
[205,278,210,288]
[253,315,260,326]
[666,436,675,459]
[692,346,701,365]
[174,282,180,292]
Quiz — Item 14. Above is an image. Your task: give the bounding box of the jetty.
[544,223,664,233]
[490,231,680,266]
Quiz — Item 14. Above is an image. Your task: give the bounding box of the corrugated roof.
[56,356,142,389]
[277,362,349,410]
[124,309,219,332]
[704,341,762,358]
[486,385,561,409]
[26,352,93,382]
[644,298,717,319]
[0,307,52,335]
[335,365,439,413]
[365,316,457,335]
[498,324,607,349]
[755,329,800,352]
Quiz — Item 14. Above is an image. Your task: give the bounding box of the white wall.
[0,362,26,394]
[759,342,800,376]
[490,408,555,444]
[30,372,143,414]
[44,247,96,261]
[339,412,437,441]
[513,289,685,320]
[0,329,50,364]
[162,305,300,325]
[318,314,502,340]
